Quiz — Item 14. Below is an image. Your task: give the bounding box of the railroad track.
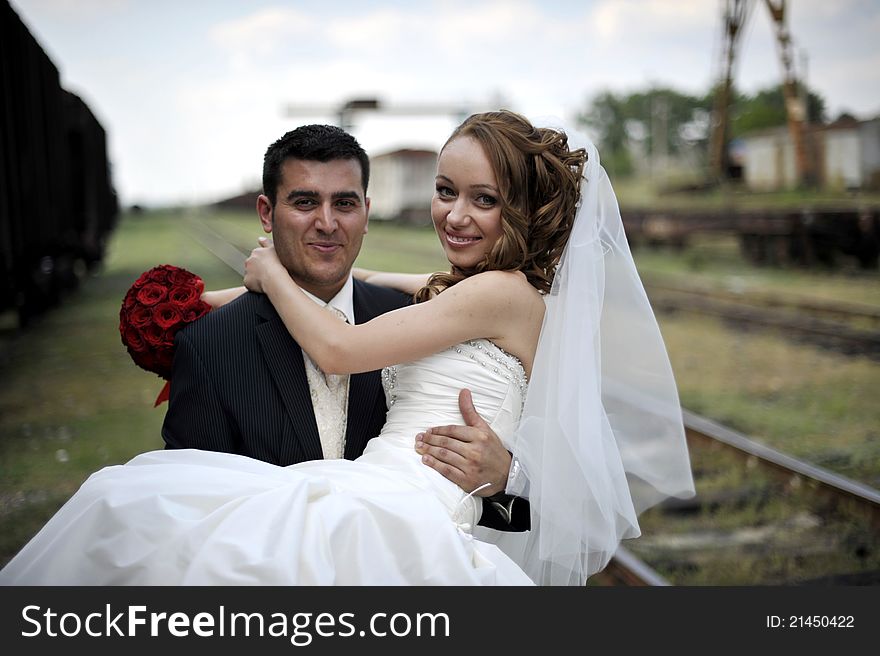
[644,281,880,359]
[645,280,880,326]
[597,410,880,586]
[682,410,880,528]
[186,216,248,276]
[590,547,672,586]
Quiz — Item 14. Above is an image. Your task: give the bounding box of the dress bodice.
[380,338,527,448]
[355,339,528,524]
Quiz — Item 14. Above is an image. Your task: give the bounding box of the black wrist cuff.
[485,492,516,524]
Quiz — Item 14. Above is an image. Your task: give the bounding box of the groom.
[162,123,527,531]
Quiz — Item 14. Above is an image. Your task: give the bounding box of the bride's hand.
[244,237,286,294]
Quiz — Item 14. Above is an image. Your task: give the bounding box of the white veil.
[505,117,696,585]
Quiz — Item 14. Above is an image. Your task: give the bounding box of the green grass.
[661,311,879,486]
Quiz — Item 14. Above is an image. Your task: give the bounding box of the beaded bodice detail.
[379,339,527,450]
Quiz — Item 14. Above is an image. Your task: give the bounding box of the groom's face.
[258,157,369,302]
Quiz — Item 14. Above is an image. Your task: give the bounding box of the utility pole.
[651,95,669,182]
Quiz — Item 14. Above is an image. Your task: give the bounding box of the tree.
[621,87,712,157]
[579,83,828,181]
[579,87,710,178]
[578,91,633,177]
[729,83,827,137]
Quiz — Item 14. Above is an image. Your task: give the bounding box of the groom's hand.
[415,388,511,496]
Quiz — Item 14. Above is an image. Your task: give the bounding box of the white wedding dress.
[0,339,534,585]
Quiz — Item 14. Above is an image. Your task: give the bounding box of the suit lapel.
[344,281,385,460]
[254,295,323,464]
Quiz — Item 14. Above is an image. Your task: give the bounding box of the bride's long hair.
[414,110,586,302]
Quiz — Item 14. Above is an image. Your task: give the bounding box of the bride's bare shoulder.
[451,270,544,308]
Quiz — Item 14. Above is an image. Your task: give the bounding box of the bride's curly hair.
[414,110,586,303]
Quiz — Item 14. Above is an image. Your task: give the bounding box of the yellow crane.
[709,0,814,186]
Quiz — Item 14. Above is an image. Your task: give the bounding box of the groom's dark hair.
[262,124,370,206]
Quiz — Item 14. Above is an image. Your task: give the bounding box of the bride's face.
[431,136,504,270]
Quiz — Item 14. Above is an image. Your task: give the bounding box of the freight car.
[1,2,118,326]
[621,207,880,269]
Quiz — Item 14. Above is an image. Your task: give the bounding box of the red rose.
[181,299,210,322]
[141,321,166,347]
[153,302,182,329]
[136,282,167,307]
[127,304,154,328]
[124,325,147,352]
[131,271,151,289]
[168,284,200,307]
[169,267,199,287]
[148,266,172,284]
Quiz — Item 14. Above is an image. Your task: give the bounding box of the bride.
[0,111,694,586]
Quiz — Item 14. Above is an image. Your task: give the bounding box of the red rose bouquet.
[119,264,212,406]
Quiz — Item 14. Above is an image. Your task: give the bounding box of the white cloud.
[210,6,317,63]
[591,0,715,41]
[325,7,411,49]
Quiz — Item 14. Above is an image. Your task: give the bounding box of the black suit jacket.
[162,280,527,530]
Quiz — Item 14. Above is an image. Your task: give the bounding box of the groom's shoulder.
[178,291,267,344]
[353,278,411,314]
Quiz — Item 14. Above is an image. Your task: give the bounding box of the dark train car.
[733,208,879,269]
[621,206,880,270]
[63,91,119,273]
[0,1,118,325]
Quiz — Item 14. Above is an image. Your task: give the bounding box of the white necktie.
[303,305,350,459]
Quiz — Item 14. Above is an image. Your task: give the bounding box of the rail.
[593,547,672,586]
[683,409,880,526]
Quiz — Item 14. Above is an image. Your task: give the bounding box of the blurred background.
[1,0,878,585]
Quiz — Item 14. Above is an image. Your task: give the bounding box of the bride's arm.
[247,241,538,375]
[201,269,431,310]
[201,286,247,309]
[352,267,432,296]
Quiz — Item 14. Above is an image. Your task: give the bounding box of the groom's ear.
[363,197,370,234]
[256,194,273,233]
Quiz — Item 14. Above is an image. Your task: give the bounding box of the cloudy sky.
[9,0,880,207]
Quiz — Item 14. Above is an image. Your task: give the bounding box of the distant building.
[212,189,259,211]
[740,126,798,190]
[739,116,880,191]
[369,148,437,224]
[823,116,880,190]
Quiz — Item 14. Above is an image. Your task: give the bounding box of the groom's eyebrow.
[286,189,318,202]
[331,190,362,201]
[285,189,362,202]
